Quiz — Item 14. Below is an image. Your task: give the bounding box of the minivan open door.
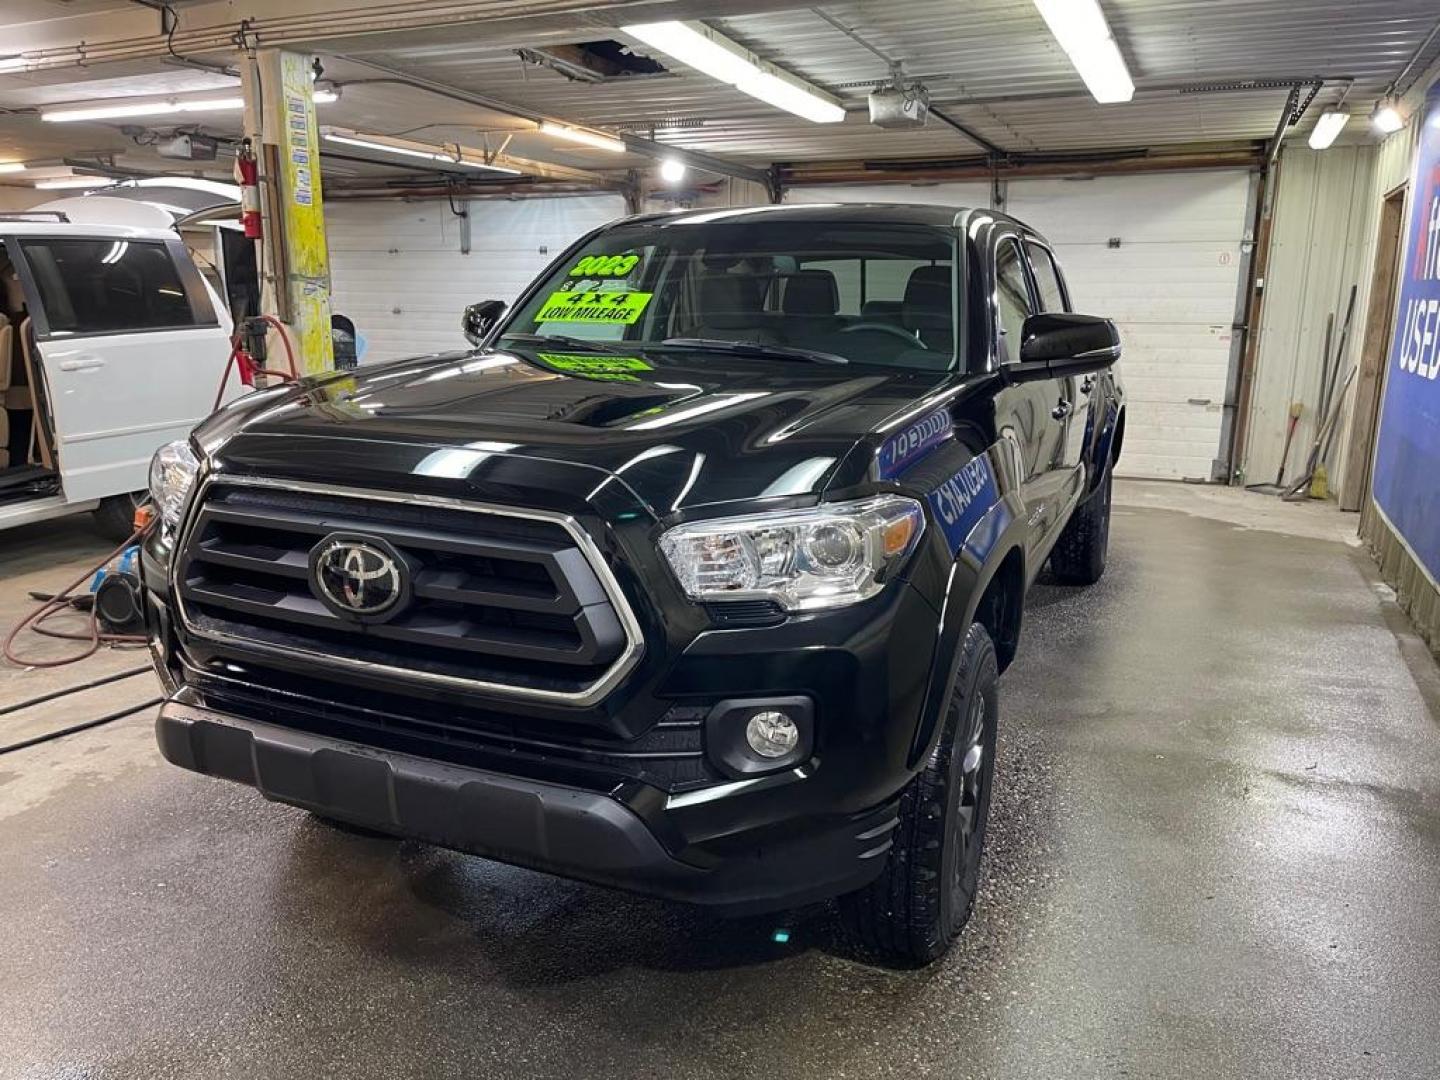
[8,233,233,504]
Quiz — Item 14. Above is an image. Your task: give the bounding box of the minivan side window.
[19,239,212,335]
[1025,243,1069,313]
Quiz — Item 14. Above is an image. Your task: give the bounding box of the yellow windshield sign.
[568,253,641,278]
[536,289,652,325]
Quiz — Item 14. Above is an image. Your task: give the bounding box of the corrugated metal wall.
[1243,57,1439,505]
[1242,146,1378,493]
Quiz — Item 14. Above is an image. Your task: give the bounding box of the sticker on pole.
[535,289,653,325]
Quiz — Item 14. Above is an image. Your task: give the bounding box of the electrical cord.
[259,313,301,379]
[212,332,297,410]
[0,696,164,756]
[0,664,151,717]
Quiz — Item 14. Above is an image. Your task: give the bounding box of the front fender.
[902,439,1029,769]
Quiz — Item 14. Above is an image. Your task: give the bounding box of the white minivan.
[0,213,234,541]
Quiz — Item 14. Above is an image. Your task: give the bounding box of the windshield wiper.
[657,337,849,366]
[501,332,624,355]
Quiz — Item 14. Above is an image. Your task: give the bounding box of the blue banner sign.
[1373,80,1440,582]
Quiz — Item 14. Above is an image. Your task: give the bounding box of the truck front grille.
[187,661,715,792]
[173,478,642,705]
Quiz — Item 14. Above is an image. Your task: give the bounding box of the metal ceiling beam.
[333,55,772,187]
[777,144,1267,185]
[927,106,1007,158]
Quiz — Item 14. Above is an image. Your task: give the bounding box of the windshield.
[501,218,958,371]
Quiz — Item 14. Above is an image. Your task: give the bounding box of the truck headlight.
[659,495,924,611]
[148,440,200,532]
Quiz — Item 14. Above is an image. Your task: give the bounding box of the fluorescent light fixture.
[321,129,522,175]
[42,96,245,123]
[33,176,115,190]
[623,21,845,123]
[42,89,336,123]
[1371,99,1404,134]
[0,163,25,174]
[1032,0,1135,104]
[1308,109,1350,150]
[659,157,687,183]
[0,56,27,74]
[538,122,625,153]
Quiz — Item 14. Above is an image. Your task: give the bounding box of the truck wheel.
[840,622,999,967]
[94,492,148,544]
[1049,467,1111,585]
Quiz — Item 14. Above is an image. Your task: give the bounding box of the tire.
[1049,466,1111,585]
[840,622,999,967]
[94,492,149,544]
[308,813,395,840]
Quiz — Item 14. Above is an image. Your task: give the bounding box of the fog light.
[705,696,813,778]
[745,710,800,758]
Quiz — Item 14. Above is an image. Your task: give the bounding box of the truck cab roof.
[618,202,1039,238]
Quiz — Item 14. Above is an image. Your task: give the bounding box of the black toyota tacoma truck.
[142,204,1123,967]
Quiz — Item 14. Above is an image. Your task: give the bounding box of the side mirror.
[462,300,506,346]
[1013,313,1120,379]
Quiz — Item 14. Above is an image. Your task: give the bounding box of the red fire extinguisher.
[237,141,262,240]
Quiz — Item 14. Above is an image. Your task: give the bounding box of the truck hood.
[202,345,954,515]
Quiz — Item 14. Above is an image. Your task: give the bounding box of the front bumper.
[157,693,901,914]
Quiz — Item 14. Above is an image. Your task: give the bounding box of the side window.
[18,239,210,335]
[995,239,1035,364]
[1026,243,1068,313]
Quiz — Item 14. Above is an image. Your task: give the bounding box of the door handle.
[59,357,105,372]
[1080,376,1095,395]
[1052,399,1072,420]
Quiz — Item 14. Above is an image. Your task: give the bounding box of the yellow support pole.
[242,49,333,376]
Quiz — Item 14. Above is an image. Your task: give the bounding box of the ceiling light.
[538,122,625,153]
[42,89,336,123]
[0,163,26,174]
[0,57,27,74]
[321,129,521,175]
[623,20,845,123]
[1308,108,1350,150]
[42,96,245,122]
[33,177,115,190]
[659,157,687,183]
[1031,0,1135,104]
[1371,98,1404,134]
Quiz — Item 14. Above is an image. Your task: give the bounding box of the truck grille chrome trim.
[170,473,644,707]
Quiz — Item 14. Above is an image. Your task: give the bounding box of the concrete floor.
[2,482,1439,1079]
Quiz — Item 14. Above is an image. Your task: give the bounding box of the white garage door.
[327,194,627,363]
[788,172,1254,480]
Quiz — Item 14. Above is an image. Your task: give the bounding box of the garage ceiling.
[0,0,1437,189]
[339,0,1440,161]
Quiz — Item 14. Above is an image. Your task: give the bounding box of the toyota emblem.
[309,534,409,621]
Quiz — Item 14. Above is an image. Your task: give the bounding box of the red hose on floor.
[3,521,155,668]
[10,314,304,669]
